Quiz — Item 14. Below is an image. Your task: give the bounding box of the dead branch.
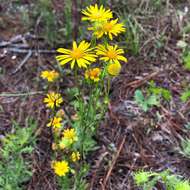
[102,135,126,189]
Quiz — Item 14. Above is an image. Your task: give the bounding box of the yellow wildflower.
[71,151,80,162]
[81,4,113,22]
[107,62,121,76]
[59,128,78,149]
[85,68,101,82]
[40,70,59,82]
[56,41,97,69]
[51,160,69,177]
[96,44,127,64]
[63,128,78,144]
[47,117,62,129]
[89,19,125,40]
[43,92,63,109]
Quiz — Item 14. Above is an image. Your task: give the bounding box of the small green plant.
[62,0,72,41]
[134,170,190,190]
[0,118,37,190]
[34,0,57,45]
[178,41,190,70]
[180,89,190,102]
[148,81,172,101]
[182,51,190,70]
[120,13,140,55]
[134,89,159,112]
[179,138,190,158]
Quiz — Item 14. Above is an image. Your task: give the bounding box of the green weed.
[34,0,58,46]
[0,118,37,190]
[148,80,172,101]
[62,0,72,41]
[179,138,190,158]
[182,51,190,70]
[134,89,160,112]
[134,170,190,190]
[180,89,190,102]
[118,12,140,55]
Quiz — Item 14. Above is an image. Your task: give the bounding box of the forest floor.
[0,1,190,190]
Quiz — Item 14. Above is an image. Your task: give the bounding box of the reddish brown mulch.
[86,6,190,189]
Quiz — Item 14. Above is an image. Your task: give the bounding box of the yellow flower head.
[56,41,97,69]
[107,62,121,76]
[43,92,63,109]
[40,70,59,82]
[63,128,78,144]
[89,18,125,40]
[51,160,69,176]
[96,44,127,64]
[82,4,113,22]
[71,151,80,162]
[85,68,101,82]
[47,117,62,129]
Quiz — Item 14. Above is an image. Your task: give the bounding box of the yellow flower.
[107,62,121,76]
[62,128,78,144]
[96,44,127,64]
[40,70,59,82]
[56,41,97,69]
[51,160,69,176]
[71,151,80,162]
[43,92,63,109]
[85,68,101,82]
[47,117,62,129]
[89,19,125,40]
[81,4,113,22]
[59,128,78,149]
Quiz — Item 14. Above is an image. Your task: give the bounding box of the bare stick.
[102,135,126,189]
[12,50,32,74]
[0,91,44,97]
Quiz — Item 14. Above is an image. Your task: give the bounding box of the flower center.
[91,70,99,77]
[71,48,83,59]
[103,22,113,31]
[107,50,117,59]
[93,12,102,19]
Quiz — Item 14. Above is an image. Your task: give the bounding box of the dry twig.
[102,135,126,189]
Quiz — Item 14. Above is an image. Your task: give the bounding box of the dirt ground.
[0,1,190,190]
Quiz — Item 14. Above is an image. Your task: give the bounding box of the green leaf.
[148,81,171,101]
[134,90,145,103]
[183,52,190,70]
[134,90,159,112]
[175,181,190,190]
[147,95,159,106]
[181,89,190,102]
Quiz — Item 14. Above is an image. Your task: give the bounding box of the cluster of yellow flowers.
[56,4,127,81]
[41,77,80,177]
[42,91,80,176]
[41,70,59,82]
[40,4,127,178]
